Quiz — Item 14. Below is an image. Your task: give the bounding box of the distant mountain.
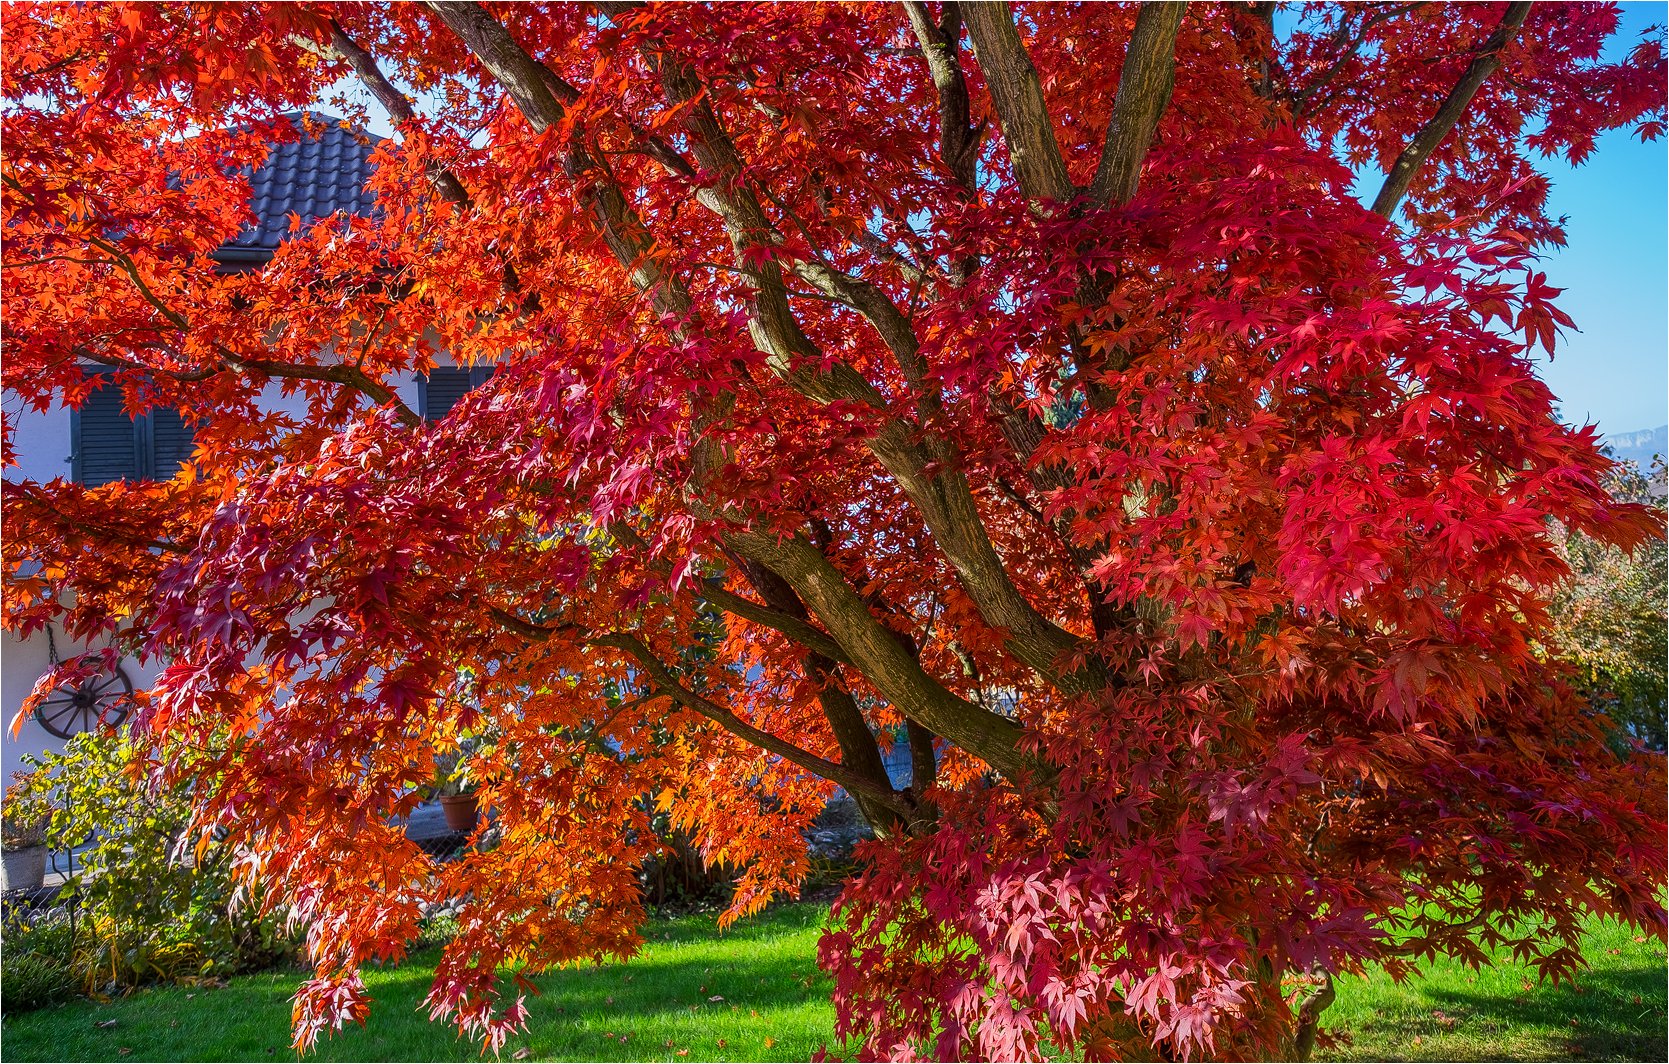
[1604,425,1668,468]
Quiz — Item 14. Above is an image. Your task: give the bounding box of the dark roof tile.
[216,111,381,265]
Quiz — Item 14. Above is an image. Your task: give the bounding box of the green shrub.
[413,910,461,951]
[1,915,76,1015]
[12,729,296,996]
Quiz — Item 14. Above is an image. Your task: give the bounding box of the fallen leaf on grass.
[95,1020,118,1029]
[513,1048,532,1060]
[764,1037,777,1049]
[118,1050,132,1057]
[708,994,725,1002]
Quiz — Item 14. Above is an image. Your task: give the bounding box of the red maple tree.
[4,3,1665,1059]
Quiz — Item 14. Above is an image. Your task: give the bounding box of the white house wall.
[3,372,428,780]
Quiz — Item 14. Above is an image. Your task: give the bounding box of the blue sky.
[1529,3,1667,437]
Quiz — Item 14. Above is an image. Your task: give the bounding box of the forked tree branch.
[617,13,1099,694]
[1371,1,1532,218]
[590,632,915,818]
[1088,2,1185,207]
[966,1,1184,208]
[427,0,1052,783]
[963,1,1074,202]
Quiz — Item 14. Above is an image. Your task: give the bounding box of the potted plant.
[2,770,53,892]
[429,746,479,833]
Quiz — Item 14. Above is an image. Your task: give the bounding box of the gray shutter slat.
[77,377,139,486]
[423,368,474,420]
[149,406,196,479]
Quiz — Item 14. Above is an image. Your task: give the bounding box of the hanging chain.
[45,622,61,669]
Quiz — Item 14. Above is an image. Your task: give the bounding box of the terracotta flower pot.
[440,793,479,833]
[2,845,47,892]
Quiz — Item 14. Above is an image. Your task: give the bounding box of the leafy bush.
[1548,460,1668,750]
[12,729,296,995]
[2,769,52,850]
[413,910,462,951]
[639,813,735,912]
[0,914,76,1014]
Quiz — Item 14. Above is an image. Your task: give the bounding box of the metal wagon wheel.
[34,664,133,739]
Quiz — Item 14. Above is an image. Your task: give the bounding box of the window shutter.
[74,372,197,484]
[74,375,140,486]
[421,368,475,421]
[149,405,195,479]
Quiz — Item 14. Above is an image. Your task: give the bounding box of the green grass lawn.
[3,902,1663,1062]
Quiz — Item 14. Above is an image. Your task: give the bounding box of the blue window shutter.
[148,405,195,479]
[421,368,474,421]
[74,375,140,486]
[73,372,196,484]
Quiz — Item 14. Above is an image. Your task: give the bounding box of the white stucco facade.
[2,374,430,780]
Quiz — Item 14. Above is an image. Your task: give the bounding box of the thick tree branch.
[903,0,984,287]
[728,555,901,832]
[593,632,914,819]
[963,2,1074,203]
[1370,1,1532,218]
[697,578,851,665]
[906,718,938,795]
[1248,1,1281,100]
[727,528,1041,783]
[903,1,981,195]
[1087,2,1185,208]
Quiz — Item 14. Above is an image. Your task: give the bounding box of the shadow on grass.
[1329,960,1669,1063]
[1415,965,1669,1061]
